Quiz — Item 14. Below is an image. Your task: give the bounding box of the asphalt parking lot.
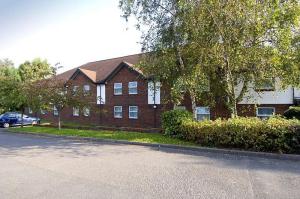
[0,129,299,199]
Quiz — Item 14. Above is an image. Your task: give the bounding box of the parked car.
[0,112,40,128]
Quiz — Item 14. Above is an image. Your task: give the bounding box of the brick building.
[28,53,300,129]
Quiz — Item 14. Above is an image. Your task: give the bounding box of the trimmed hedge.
[178,117,300,153]
[284,106,300,120]
[162,109,193,138]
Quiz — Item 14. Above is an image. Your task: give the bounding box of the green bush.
[283,106,300,120]
[162,109,193,138]
[179,117,300,153]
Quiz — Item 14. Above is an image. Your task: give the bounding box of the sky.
[0,0,142,73]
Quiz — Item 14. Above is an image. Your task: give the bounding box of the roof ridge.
[84,52,144,65]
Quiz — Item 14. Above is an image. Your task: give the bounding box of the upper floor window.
[83,107,90,117]
[73,86,79,95]
[73,107,79,117]
[83,85,91,96]
[255,79,275,91]
[114,83,122,95]
[196,107,210,121]
[53,106,58,116]
[128,81,138,94]
[114,106,122,118]
[129,106,138,119]
[256,107,275,119]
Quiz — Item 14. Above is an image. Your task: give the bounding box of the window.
[129,106,138,119]
[255,79,275,91]
[196,107,210,121]
[73,107,79,116]
[114,106,122,118]
[40,109,47,115]
[128,81,138,94]
[83,107,90,117]
[53,106,58,116]
[28,108,32,114]
[73,85,79,95]
[83,85,91,96]
[257,107,275,119]
[114,83,122,95]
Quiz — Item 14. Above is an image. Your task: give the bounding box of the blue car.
[0,112,40,128]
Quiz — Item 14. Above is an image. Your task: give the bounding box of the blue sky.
[0,0,141,73]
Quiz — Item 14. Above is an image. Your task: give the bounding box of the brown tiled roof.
[79,68,97,82]
[56,53,143,83]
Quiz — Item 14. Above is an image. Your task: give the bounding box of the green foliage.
[284,106,300,120]
[179,117,300,153]
[162,109,193,138]
[19,58,55,82]
[120,0,300,117]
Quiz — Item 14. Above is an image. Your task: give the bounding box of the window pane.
[196,107,210,114]
[257,108,274,116]
[84,85,90,91]
[129,106,137,112]
[197,114,210,121]
[83,107,90,116]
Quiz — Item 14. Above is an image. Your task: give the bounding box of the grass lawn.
[9,126,196,147]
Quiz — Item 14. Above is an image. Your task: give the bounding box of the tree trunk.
[58,111,61,130]
[190,92,197,120]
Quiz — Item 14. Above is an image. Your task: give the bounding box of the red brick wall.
[100,66,164,128]
[27,66,292,129]
[32,66,165,129]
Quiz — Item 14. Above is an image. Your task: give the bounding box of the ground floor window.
[53,106,58,116]
[196,107,210,121]
[73,107,79,117]
[83,107,90,117]
[114,106,122,118]
[129,106,138,119]
[256,107,275,119]
[40,109,47,115]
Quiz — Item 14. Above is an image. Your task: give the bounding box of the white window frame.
[40,109,47,115]
[53,106,58,116]
[83,84,91,95]
[128,81,138,94]
[114,106,123,118]
[114,83,122,95]
[256,107,275,119]
[196,107,210,121]
[83,107,90,117]
[73,85,79,95]
[28,108,33,114]
[129,106,138,119]
[73,107,80,117]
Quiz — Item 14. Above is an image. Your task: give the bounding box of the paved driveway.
[0,129,299,199]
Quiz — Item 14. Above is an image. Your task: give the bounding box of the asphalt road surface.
[0,129,299,199]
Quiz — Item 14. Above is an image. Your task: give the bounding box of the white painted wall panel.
[294,88,300,98]
[237,79,294,104]
[97,84,106,104]
[148,81,161,104]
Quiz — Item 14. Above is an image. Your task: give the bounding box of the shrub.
[162,109,193,138]
[179,117,300,153]
[283,106,300,120]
